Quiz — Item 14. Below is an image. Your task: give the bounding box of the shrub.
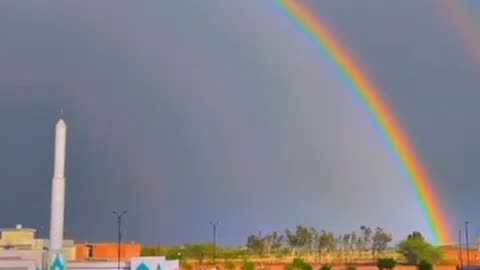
[377,258,397,270]
[320,264,332,270]
[417,260,433,270]
[243,261,256,270]
[286,258,312,270]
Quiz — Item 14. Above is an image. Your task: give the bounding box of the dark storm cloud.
[0,1,477,244]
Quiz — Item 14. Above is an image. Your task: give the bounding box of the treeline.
[246,225,393,262]
[143,225,393,263]
[142,226,445,265]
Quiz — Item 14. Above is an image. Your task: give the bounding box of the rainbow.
[440,0,480,65]
[276,0,452,244]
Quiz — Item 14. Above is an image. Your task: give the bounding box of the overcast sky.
[0,1,479,245]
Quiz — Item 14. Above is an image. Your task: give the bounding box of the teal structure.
[135,262,164,270]
[137,262,149,270]
[49,253,65,270]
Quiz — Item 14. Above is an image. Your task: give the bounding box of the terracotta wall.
[76,242,142,261]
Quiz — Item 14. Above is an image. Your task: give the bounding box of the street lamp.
[459,230,463,270]
[112,210,127,270]
[465,221,470,268]
[209,221,220,269]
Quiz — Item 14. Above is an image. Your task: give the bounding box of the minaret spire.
[49,117,67,270]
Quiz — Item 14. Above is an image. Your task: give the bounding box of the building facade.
[76,242,142,261]
[0,225,76,261]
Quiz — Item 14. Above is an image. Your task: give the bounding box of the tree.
[371,227,392,257]
[397,232,443,264]
[350,232,357,261]
[247,235,265,257]
[286,226,311,257]
[342,233,351,262]
[377,258,397,270]
[354,236,364,259]
[317,231,336,263]
[307,227,318,257]
[360,226,372,255]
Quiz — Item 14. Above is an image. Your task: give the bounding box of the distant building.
[0,224,76,260]
[76,242,142,261]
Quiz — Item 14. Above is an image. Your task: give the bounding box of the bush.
[320,264,332,270]
[286,258,312,270]
[295,258,313,270]
[243,261,255,270]
[377,258,397,270]
[417,260,433,270]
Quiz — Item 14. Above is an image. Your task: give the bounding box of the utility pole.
[465,221,470,268]
[459,229,463,270]
[210,221,220,269]
[112,210,127,270]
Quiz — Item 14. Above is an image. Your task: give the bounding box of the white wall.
[68,261,130,270]
[0,259,36,270]
[0,249,44,267]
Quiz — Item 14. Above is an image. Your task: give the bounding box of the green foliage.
[243,261,255,270]
[286,226,314,256]
[360,226,373,251]
[317,231,336,255]
[397,232,443,264]
[371,228,393,256]
[140,226,401,264]
[377,258,397,270]
[285,258,312,270]
[247,235,265,256]
[417,260,433,270]
[319,264,332,270]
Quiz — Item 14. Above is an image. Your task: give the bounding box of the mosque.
[0,117,179,270]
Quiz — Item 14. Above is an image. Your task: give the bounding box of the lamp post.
[112,210,127,270]
[459,230,463,270]
[465,221,470,268]
[209,221,220,269]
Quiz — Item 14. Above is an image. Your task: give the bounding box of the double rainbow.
[276,0,452,244]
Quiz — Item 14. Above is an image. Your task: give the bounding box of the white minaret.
[49,117,67,270]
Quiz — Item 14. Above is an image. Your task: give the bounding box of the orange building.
[76,242,142,261]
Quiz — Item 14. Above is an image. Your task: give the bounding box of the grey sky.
[0,1,477,245]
